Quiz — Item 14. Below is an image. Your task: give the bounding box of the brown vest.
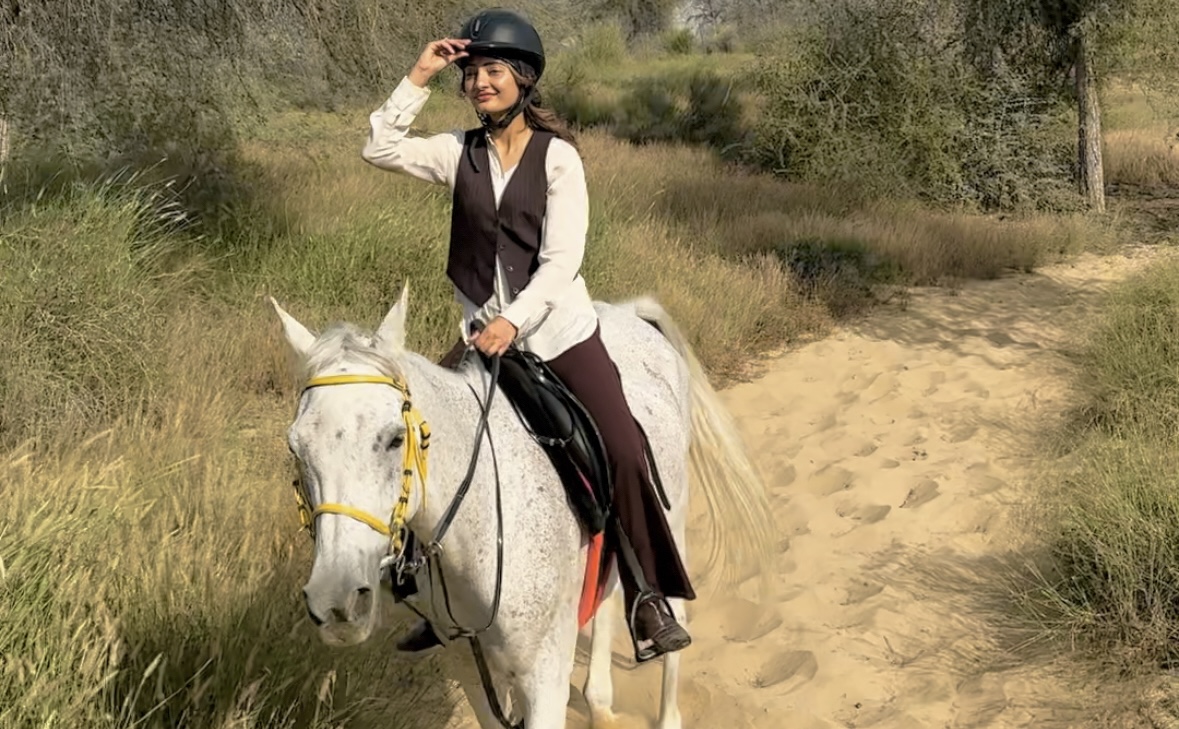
[447,128,555,306]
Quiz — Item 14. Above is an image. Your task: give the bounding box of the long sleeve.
[500,140,590,338]
[361,76,463,187]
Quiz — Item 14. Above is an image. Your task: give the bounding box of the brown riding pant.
[545,326,697,607]
[440,328,697,608]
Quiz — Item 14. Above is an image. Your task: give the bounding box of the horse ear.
[375,281,409,354]
[269,296,317,359]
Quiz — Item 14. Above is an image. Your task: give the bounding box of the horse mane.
[301,322,404,381]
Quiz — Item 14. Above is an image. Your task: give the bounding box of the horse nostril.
[355,586,374,616]
[303,587,326,626]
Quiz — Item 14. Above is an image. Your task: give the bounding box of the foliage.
[743,0,1080,211]
[1023,261,1179,673]
[591,0,679,39]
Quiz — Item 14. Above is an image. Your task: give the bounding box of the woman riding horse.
[360,7,695,662]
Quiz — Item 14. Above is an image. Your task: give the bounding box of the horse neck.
[398,353,494,559]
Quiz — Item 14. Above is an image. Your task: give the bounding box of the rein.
[290,357,521,729]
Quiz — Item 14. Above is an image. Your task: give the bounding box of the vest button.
[506,265,514,272]
[511,288,519,295]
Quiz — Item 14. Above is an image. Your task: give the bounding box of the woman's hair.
[521,92,578,152]
[460,59,579,152]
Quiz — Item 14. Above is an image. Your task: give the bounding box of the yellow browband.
[293,373,430,557]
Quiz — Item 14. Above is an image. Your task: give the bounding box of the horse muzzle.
[303,577,378,646]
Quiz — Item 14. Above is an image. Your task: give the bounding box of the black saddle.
[486,347,612,535]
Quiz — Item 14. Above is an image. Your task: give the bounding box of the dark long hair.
[521,90,578,152]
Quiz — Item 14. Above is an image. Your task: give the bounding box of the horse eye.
[388,434,405,451]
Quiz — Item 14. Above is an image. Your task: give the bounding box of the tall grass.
[1105,128,1179,187]
[0,292,458,728]
[1019,261,1179,674]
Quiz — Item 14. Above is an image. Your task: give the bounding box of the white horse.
[270,285,775,729]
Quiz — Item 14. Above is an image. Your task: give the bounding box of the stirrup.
[627,592,691,664]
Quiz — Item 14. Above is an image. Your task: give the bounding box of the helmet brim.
[460,44,545,78]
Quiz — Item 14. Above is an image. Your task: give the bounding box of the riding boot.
[396,619,444,653]
[610,519,692,662]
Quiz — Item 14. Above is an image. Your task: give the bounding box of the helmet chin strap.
[479,85,536,132]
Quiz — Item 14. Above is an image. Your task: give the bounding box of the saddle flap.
[490,349,612,534]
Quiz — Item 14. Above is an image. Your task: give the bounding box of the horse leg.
[656,596,686,729]
[518,617,579,729]
[657,492,690,729]
[583,574,621,727]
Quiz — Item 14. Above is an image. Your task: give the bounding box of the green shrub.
[662,27,696,55]
[742,0,1078,212]
[613,69,744,151]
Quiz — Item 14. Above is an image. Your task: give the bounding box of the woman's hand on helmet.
[408,38,470,87]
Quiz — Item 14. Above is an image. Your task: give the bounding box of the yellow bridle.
[291,373,431,558]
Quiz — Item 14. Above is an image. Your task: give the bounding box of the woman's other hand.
[470,317,518,357]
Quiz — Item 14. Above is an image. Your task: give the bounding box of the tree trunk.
[1074,27,1106,213]
[0,116,9,166]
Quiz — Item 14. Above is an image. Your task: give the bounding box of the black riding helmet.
[457,8,546,79]
[456,8,546,132]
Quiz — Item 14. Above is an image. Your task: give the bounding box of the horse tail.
[629,296,776,598]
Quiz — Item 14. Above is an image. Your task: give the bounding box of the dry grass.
[580,137,1110,318]
[1105,128,1179,188]
[0,302,459,729]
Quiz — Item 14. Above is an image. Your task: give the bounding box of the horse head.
[270,284,426,646]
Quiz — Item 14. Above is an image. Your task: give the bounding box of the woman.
[361,7,695,663]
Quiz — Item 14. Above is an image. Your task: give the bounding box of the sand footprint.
[969,472,1007,496]
[843,581,885,605]
[835,501,891,525]
[875,456,901,469]
[853,439,879,457]
[716,598,785,643]
[752,650,819,691]
[807,465,856,497]
[900,480,941,509]
[964,381,991,399]
[924,370,947,396]
[942,422,979,444]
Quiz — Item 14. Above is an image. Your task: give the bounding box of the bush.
[742,0,1078,212]
[1023,262,1179,672]
[577,19,630,65]
[662,27,696,55]
[613,69,745,151]
[1072,263,1179,438]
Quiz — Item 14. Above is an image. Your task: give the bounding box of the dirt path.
[559,247,1168,728]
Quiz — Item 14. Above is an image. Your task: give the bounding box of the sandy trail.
[560,248,1166,729]
[442,248,1166,728]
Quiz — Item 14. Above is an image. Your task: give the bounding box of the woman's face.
[462,57,521,118]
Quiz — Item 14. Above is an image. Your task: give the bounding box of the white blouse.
[361,76,599,362]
